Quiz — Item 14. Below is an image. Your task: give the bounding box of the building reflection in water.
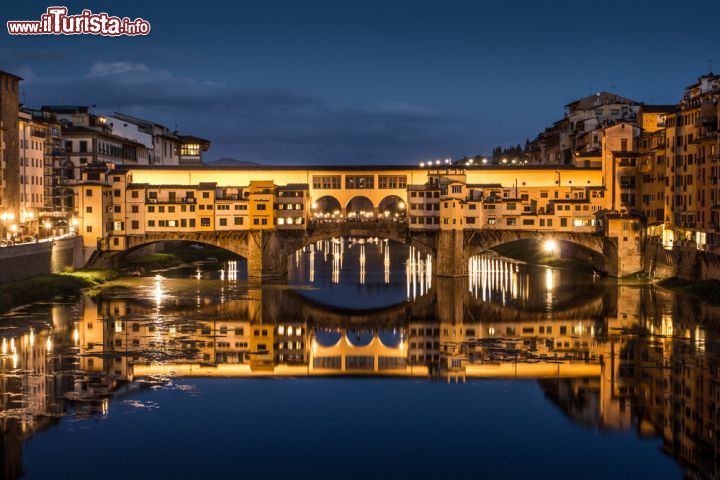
[0,247,719,478]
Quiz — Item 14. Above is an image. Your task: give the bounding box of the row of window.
[409,191,440,198]
[312,175,408,190]
[139,216,296,229]
[409,215,594,228]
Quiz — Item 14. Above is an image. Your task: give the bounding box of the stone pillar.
[246,231,292,283]
[434,277,468,324]
[435,230,467,277]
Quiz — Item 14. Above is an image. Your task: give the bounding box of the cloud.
[87,61,150,77]
[19,62,459,163]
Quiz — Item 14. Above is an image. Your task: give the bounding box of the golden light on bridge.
[543,239,558,255]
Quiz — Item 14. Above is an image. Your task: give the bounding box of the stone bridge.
[95,222,618,281]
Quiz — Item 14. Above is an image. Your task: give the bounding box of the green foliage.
[619,271,651,283]
[0,269,119,314]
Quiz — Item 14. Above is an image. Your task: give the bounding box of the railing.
[309,217,407,225]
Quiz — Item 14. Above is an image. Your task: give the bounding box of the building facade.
[0,71,22,234]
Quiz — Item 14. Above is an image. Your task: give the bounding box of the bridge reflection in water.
[1,254,719,478]
[291,237,433,299]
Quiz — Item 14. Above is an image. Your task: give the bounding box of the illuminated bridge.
[77,164,641,279]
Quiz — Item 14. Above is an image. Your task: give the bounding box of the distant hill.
[205,157,260,166]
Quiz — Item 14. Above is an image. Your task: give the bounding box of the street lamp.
[543,239,558,255]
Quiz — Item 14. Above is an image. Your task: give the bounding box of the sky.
[2,0,720,165]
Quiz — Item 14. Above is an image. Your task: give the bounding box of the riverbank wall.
[0,236,85,283]
[644,239,720,281]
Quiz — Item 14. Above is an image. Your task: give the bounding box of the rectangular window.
[219,218,227,226]
[378,175,407,189]
[180,143,200,156]
[234,217,243,225]
[312,175,341,189]
[200,218,211,227]
[345,175,374,189]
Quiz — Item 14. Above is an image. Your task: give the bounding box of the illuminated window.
[180,143,200,156]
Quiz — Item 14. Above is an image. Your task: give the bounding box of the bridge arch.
[311,195,342,218]
[100,232,257,272]
[378,195,406,219]
[314,330,343,347]
[346,196,374,218]
[463,230,609,272]
[346,330,374,347]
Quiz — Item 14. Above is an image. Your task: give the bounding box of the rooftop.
[115,164,602,173]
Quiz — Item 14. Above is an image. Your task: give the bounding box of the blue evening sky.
[2,0,719,164]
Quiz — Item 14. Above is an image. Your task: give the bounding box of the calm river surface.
[1,238,717,479]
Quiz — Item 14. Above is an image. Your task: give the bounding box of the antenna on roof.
[708,58,713,75]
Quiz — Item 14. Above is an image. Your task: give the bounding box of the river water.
[0,238,717,479]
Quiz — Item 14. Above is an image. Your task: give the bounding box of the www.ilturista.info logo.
[7,6,151,36]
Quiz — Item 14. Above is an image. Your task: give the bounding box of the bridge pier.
[435,230,467,277]
[246,231,305,283]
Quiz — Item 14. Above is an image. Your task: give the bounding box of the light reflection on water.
[0,238,716,479]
